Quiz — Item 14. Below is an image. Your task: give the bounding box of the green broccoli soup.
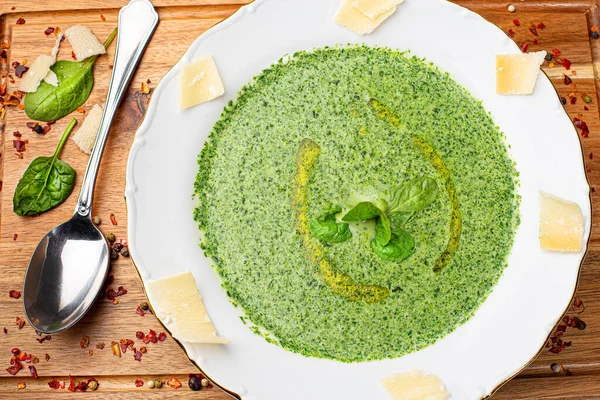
[194,46,520,362]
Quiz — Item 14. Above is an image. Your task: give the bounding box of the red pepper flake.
[15,64,28,78]
[29,365,38,378]
[521,42,528,52]
[564,74,573,85]
[16,317,25,329]
[507,29,515,38]
[96,342,105,349]
[17,382,26,389]
[0,82,6,96]
[106,285,128,302]
[6,360,22,375]
[135,306,146,317]
[42,125,52,135]
[45,353,50,361]
[140,346,147,353]
[89,349,93,356]
[552,49,561,57]
[68,375,75,392]
[529,25,538,36]
[513,19,520,26]
[167,377,182,389]
[80,335,90,348]
[119,338,135,354]
[558,57,572,70]
[100,14,106,22]
[36,335,51,343]
[44,27,55,35]
[13,139,27,152]
[13,233,18,241]
[537,22,546,29]
[110,341,121,357]
[158,332,167,342]
[110,213,117,225]
[9,290,21,299]
[533,38,539,45]
[76,106,85,113]
[120,238,128,247]
[133,348,142,362]
[48,379,61,389]
[16,18,25,25]
[3,328,7,334]
[71,51,76,60]
[586,166,592,173]
[135,379,144,387]
[17,104,24,110]
[136,331,144,339]
[585,106,589,111]
[11,348,19,355]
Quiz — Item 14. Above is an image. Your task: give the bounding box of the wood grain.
[0,0,598,398]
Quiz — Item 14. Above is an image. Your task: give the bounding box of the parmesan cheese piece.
[353,0,404,20]
[51,32,64,62]
[146,272,230,344]
[539,192,584,252]
[18,55,54,93]
[383,371,450,400]
[65,25,106,61]
[43,70,59,86]
[72,104,103,154]
[334,0,397,35]
[496,51,546,95]
[180,56,225,109]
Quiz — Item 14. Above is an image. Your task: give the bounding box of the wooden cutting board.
[0,0,598,398]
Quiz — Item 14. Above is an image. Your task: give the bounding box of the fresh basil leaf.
[310,206,352,243]
[24,28,117,122]
[374,213,391,246]
[13,119,77,216]
[342,202,382,222]
[389,212,413,230]
[371,228,415,262]
[388,177,439,214]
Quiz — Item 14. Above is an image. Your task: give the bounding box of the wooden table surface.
[0,0,599,398]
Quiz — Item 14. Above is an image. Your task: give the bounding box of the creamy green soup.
[194,46,519,362]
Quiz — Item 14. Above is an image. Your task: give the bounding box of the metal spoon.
[23,0,159,334]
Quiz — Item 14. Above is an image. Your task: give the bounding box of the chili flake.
[537,22,546,29]
[15,64,28,78]
[89,349,93,356]
[574,118,589,137]
[110,213,117,225]
[17,382,26,389]
[100,15,106,22]
[136,331,144,339]
[80,335,90,349]
[563,74,572,85]
[16,317,25,329]
[0,82,6,96]
[167,377,182,389]
[29,365,38,378]
[96,342,105,349]
[133,348,143,362]
[558,57,572,70]
[36,335,51,343]
[158,332,167,342]
[1,40,9,49]
[44,27,55,35]
[16,18,25,25]
[552,49,561,57]
[110,341,121,357]
[71,51,76,60]
[141,82,150,94]
[13,233,18,241]
[592,25,599,32]
[507,29,515,38]
[533,38,538,45]
[3,328,7,334]
[520,42,528,52]
[529,25,538,36]
[9,290,21,299]
[6,360,22,375]
[136,306,146,316]
[68,375,75,392]
[135,379,144,387]
[513,19,520,26]
[45,353,50,361]
[48,379,61,389]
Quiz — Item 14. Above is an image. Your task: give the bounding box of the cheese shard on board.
[334,0,397,35]
[146,272,230,344]
[383,370,449,400]
[496,51,546,95]
[353,0,404,20]
[180,56,225,109]
[72,104,103,154]
[51,32,64,62]
[539,192,584,252]
[65,25,106,61]
[43,70,58,86]
[18,55,54,93]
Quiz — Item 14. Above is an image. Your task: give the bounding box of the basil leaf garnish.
[310,206,352,243]
[24,28,117,122]
[371,228,415,262]
[388,177,439,214]
[13,118,77,216]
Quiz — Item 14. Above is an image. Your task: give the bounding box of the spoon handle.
[75,0,159,217]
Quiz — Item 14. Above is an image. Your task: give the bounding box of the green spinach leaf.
[373,213,391,246]
[310,206,352,243]
[24,28,117,122]
[342,202,383,222]
[388,177,439,214]
[389,212,413,230]
[13,118,77,216]
[371,228,415,262]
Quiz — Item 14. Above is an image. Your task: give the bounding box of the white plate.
[125,0,592,398]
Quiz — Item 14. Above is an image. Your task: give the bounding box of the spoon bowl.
[23,214,109,333]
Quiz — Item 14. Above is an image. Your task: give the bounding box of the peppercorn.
[146,380,155,389]
[584,95,593,104]
[592,31,599,39]
[88,380,98,391]
[574,318,587,330]
[113,243,124,253]
[508,4,516,12]
[551,363,561,373]
[121,248,130,257]
[560,96,567,105]
[33,124,44,134]
[110,250,119,261]
[544,53,552,62]
[93,216,101,225]
[140,302,149,311]
[153,379,162,388]
[107,233,116,243]
[188,376,202,391]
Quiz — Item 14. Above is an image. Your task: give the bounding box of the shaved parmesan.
[72,104,103,154]
[43,70,58,86]
[539,192,584,252]
[51,32,64,62]
[18,55,54,93]
[65,25,106,61]
[383,370,449,400]
[353,0,404,20]
[180,56,225,109]
[147,272,230,344]
[334,0,397,35]
[496,51,546,95]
